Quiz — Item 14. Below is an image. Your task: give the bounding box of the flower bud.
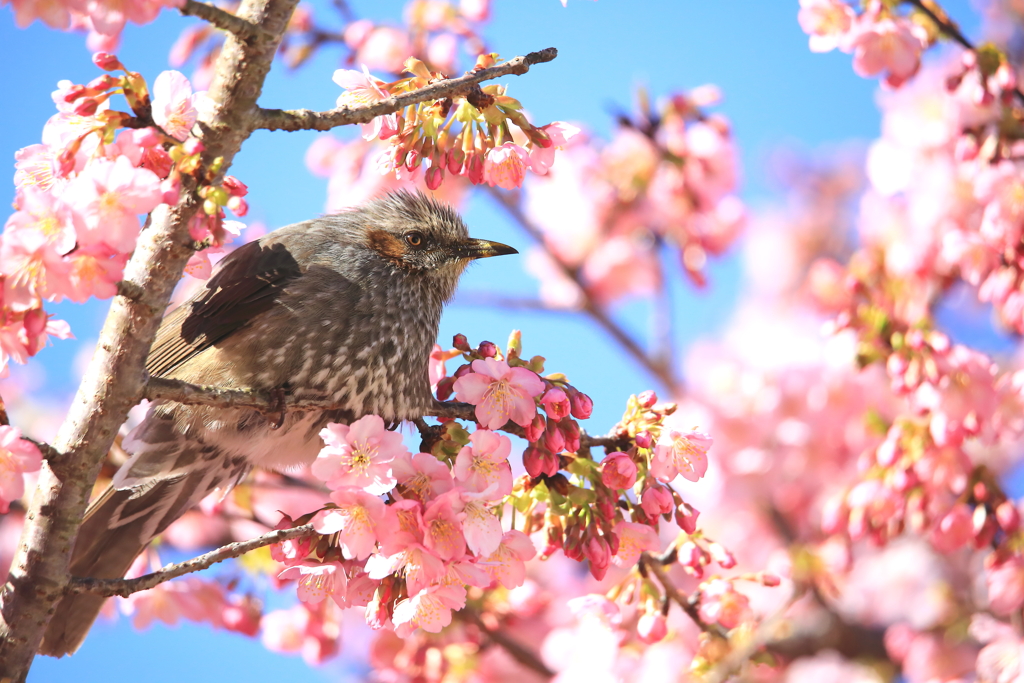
[708,542,736,569]
[601,452,637,490]
[637,611,667,644]
[222,175,249,197]
[760,573,781,587]
[222,596,261,636]
[542,419,565,453]
[541,387,570,421]
[996,501,1020,533]
[478,340,497,358]
[183,138,205,155]
[637,390,657,408]
[73,98,100,117]
[435,376,456,401]
[524,414,545,442]
[453,333,470,351]
[92,51,123,71]
[634,431,653,449]
[641,485,673,517]
[569,391,593,419]
[523,445,558,478]
[582,535,611,581]
[227,196,249,217]
[559,419,581,453]
[425,165,444,190]
[676,502,700,534]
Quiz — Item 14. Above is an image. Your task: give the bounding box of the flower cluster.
[2,55,248,372]
[522,85,744,308]
[5,0,182,50]
[332,56,578,191]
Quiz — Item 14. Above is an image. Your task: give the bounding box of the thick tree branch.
[486,188,686,397]
[0,0,298,675]
[180,0,271,42]
[253,47,558,132]
[69,525,315,598]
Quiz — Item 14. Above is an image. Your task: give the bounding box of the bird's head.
[356,191,517,296]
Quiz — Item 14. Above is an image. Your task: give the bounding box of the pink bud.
[227,196,248,217]
[634,431,653,449]
[222,597,261,636]
[542,419,565,453]
[996,501,1020,533]
[63,84,87,102]
[222,175,248,197]
[523,445,558,478]
[453,363,473,379]
[160,177,181,205]
[524,414,545,443]
[677,540,702,570]
[541,387,571,421]
[453,333,470,351]
[467,154,485,185]
[478,340,497,358]
[582,535,611,581]
[448,147,465,175]
[676,502,699,534]
[641,486,673,517]
[569,391,593,420]
[92,51,122,71]
[708,542,736,569]
[600,452,637,490]
[559,419,581,453]
[425,165,444,190]
[637,611,667,644]
[73,98,99,116]
[435,376,456,401]
[183,138,205,155]
[760,573,781,587]
[637,390,657,408]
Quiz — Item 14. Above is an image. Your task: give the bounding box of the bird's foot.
[269,387,288,430]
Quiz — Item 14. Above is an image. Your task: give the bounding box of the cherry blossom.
[798,0,855,53]
[312,489,386,560]
[0,426,43,514]
[650,428,712,483]
[600,452,637,490]
[453,357,545,429]
[311,415,405,494]
[278,560,348,608]
[453,429,513,498]
[150,70,199,141]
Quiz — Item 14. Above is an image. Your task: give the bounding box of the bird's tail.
[38,413,248,657]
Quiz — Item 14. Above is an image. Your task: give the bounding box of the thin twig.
[638,551,728,638]
[68,524,315,598]
[254,47,558,132]
[902,0,1024,103]
[180,0,271,42]
[486,188,686,396]
[459,608,554,677]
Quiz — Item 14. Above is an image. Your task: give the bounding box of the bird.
[39,190,517,657]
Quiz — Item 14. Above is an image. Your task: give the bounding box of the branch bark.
[180,0,271,42]
[253,47,558,132]
[0,0,298,676]
[459,609,554,678]
[69,525,315,598]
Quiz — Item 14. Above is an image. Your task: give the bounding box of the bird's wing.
[146,239,304,378]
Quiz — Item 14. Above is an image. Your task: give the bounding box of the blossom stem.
[69,524,316,598]
[458,608,554,677]
[253,48,558,132]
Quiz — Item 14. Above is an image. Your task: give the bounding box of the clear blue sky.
[0,0,980,680]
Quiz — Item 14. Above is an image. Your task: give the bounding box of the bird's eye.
[405,232,424,248]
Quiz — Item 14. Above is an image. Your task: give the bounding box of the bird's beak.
[451,238,519,260]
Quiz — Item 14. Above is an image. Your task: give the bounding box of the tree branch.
[69,525,315,598]
[253,47,558,132]
[459,609,554,677]
[144,377,627,451]
[180,0,271,42]
[0,0,299,674]
[638,551,728,638]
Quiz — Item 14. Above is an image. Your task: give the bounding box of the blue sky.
[0,0,984,680]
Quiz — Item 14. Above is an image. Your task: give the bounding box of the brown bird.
[39,191,516,656]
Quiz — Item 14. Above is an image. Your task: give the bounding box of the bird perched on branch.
[39,190,517,657]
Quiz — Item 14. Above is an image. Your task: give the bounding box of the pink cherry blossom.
[850,18,926,89]
[392,451,453,503]
[63,245,129,302]
[987,556,1024,616]
[611,521,659,567]
[453,357,545,429]
[333,66,398,142]
[422,490,466,561]
[376,499,425,556]
[458,495,503,557]
[6,186,75,255]
[797,0,854,53]
[311,415,406,494]
[481,530,536,589]
[0,227,71,311]
[63,155,163,253]
[151,70,199,141]
[0,426,43,513]
[530,121,582,175]
[278,560,348,608]
[600,452,637,490]
[698,579,752,629]
[640,485,673,518]
[636,610,668,644]
[392,584,465,636]
[650,428,712,483]
[483,143,531,190]
[540,387,571,421]
[312,488,386,560]
[453,429,513,498]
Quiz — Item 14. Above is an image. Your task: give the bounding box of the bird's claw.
[269,387,287,430]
